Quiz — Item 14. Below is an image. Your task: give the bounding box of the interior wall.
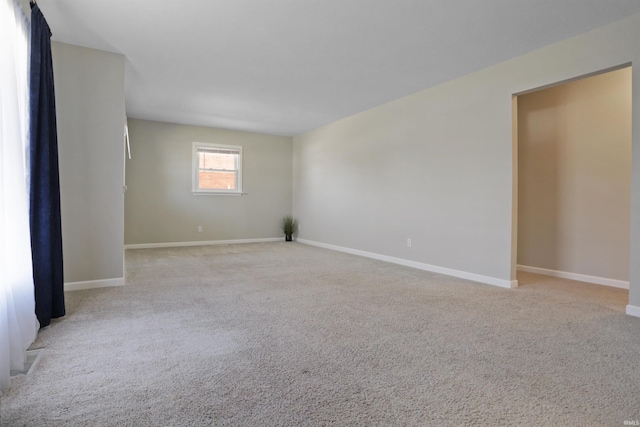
[124,119,292,245]
[52,42,125,283]
[293,12,640,299]
[517,68,631,282]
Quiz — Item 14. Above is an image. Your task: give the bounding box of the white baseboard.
[65,277,125,291]
[298,239,517,289]
[626,305,640,317]
[517,265,629,289]
[125,237,282,250]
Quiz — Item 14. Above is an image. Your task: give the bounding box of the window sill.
[192,191,245,196]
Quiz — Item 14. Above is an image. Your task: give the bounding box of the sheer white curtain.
[0,0,39,392]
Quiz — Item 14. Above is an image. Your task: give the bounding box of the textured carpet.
[1,242,639,426]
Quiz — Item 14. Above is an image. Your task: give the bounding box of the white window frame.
[192,142,243,195]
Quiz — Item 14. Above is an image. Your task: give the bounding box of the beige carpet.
[1,242,639,426]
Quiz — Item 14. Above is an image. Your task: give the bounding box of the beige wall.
[125,119,292,245]
[293,12,640,302]
[52,42,125,283]
[518,68,631,281]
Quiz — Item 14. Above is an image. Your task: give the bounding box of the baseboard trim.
[298,239,517,289]
[517,265,629,289]
[125,237,282,250]
[626,305,640,317]
[65,277,125,291]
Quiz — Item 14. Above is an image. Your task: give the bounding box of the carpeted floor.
[1,242,639,426]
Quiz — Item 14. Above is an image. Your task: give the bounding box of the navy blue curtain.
[29,3,65,327]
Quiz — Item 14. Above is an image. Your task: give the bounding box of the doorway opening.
[512,65,632,291]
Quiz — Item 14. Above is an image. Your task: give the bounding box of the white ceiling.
[39,0,640,137]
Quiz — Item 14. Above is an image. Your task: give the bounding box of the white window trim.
[192,142,243,195]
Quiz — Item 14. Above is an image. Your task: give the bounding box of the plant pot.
[285,235,292,242]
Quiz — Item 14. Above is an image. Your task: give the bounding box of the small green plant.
[281,216,298,241]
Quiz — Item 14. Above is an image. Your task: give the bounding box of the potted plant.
[281,216,298,241]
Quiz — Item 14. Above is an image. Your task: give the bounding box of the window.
[192,142,243,195]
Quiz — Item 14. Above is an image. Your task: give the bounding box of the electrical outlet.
[407,238,412,248]
[198,226,203,232]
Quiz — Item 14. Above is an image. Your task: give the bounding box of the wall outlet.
[198,226,203,232]
[407,238,412,248]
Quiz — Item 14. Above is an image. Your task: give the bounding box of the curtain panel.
[29,3,65,327]
[0,0,39,393]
